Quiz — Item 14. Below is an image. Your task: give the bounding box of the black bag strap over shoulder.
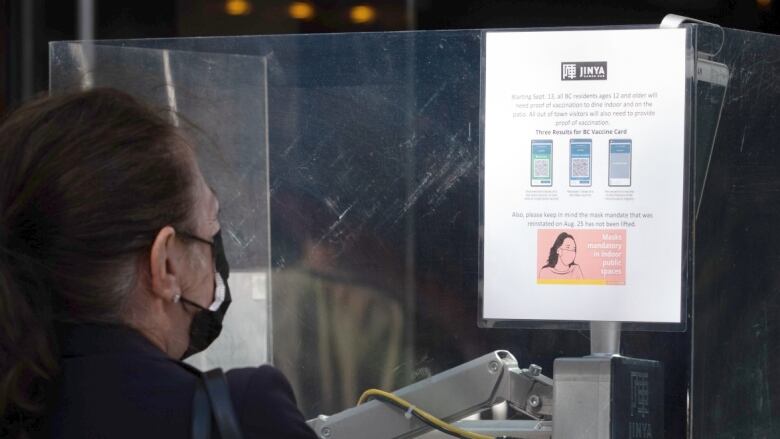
[191,378,212,439]
[202,369,244,439]
[187,366,245,439]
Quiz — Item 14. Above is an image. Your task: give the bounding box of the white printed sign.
[482,29,687,323]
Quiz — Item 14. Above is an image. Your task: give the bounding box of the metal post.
[589,321,621,356]
[77,0,94,41]
[76,0,96,89]
[405,0,417,30]
[21,0,35,101]
[401,0,418,384]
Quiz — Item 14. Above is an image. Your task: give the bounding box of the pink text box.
[536,229,627,285]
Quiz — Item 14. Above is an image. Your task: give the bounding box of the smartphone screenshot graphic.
[531,140,553,187]
[608,139,632,187]
[569,139,592,187]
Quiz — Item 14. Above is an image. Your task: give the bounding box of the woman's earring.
[172,293,181,303]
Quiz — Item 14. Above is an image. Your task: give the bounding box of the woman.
[0,89,317,438]
[538,232,584,280]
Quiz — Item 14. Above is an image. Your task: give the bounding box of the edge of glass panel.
[51,25,670,51]
[47,43,275,364]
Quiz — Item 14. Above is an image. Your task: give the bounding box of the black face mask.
[176,229,232,359]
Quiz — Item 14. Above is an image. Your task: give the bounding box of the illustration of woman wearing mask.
[538,232,584,280]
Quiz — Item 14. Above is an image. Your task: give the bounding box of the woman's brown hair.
[0,88,197,436]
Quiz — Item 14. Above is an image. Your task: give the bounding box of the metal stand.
[308,351,553,439]
[553,322,664,439]
[589,321,621,356]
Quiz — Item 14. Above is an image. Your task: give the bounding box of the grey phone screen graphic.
[609,139,632,187]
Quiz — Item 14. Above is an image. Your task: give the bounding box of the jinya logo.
[561,62,608,80]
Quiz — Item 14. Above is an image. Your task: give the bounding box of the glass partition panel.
[49,43,272,371]
[51,30,687,433]
[691,25,780,438]
[95,31,491,418]
[50,24,780,438]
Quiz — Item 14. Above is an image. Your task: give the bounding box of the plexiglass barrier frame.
[50,23,780,438]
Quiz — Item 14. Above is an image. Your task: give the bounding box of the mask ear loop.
[208,276,226,311]
[212,231,230,280]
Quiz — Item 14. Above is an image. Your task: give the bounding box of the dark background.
[1,0,779,111]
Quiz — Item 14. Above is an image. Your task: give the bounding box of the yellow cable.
[357,389,493,439]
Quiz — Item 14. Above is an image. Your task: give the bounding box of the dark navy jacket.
[48,324,318,439]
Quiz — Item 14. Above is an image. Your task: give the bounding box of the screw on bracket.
[528,364,542,376]
[488,360,501,373]
[321,427,332,438]
[528,394,542,409]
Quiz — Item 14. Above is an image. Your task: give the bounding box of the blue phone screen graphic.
[609,140,632,187]
[569,139,592,186]
[531,140,553,187]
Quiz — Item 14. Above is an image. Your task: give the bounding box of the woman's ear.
[149,226,180,301]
